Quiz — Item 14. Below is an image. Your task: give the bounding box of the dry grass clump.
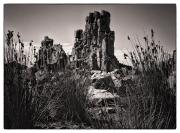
[121,29,176,129]
[33,69,92,128]
[4,62,35,129]
[4,61,92,128]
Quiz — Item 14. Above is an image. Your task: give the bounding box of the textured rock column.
[71,10,119,72]
[101,35,108,72]
[96,48,102,70]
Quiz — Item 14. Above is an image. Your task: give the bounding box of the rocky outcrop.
[88,86,119,107]
[71,10,121,72]
[37,36,67,72]
[87,70,121,120]
[90,69,126,90]
[87,69,133,121]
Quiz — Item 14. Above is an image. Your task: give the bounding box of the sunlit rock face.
[71,10,120,72]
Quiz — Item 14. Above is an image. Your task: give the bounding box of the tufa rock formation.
[37,36,67,72]
[71,10,121,72]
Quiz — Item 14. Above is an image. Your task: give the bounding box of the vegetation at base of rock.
[33,69,92,126]
[4,62,35,129]
[121,30,176,128]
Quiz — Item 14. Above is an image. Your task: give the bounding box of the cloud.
[114,49,133,66]
[61,43,73,54]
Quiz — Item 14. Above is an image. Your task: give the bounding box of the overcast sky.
[4,4,176,64]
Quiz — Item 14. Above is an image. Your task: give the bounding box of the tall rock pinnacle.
[71,10,120,72]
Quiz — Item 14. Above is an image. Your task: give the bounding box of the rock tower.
[71,10,120,72]
[37,36,67,72]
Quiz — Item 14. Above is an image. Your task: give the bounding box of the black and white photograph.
[3,4,176,129]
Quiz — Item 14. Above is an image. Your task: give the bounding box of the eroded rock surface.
[37,36,67,72]
[71,10,121,72]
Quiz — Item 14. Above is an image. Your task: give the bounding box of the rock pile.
[87,69,133,121]
[71,10,121,72]
[87,70,122,120]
